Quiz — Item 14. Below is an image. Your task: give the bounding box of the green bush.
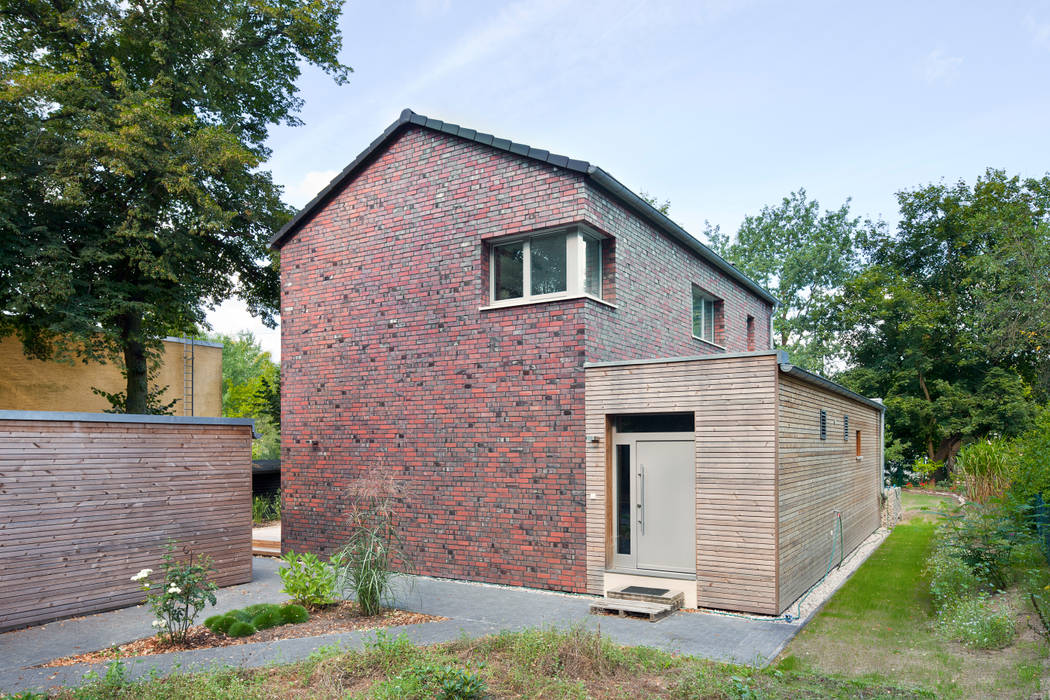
[250,607,283,630]
[936,504,1020,588]
[925,549,981,612]
[204,603,310,638]
[279,550,338,610]
[279,603,309,624]
[227,621,257,638]
[252,491,281,524]
[370,662,487,700]
[939,595,1015,649]
[955,439,1013,503]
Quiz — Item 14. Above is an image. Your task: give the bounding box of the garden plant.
[132,542,217,645]
[279,550,338,610]
[204,603,308,638]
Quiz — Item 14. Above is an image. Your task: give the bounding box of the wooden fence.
[0,411,255,631]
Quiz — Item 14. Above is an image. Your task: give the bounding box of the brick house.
[272,110,885,615]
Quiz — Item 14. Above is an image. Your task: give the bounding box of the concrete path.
[0,557,802,695]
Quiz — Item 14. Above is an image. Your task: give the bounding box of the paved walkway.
[0,557,802,694]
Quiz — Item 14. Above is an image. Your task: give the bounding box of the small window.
[819,409,827,441]
[856,430,862,457]
[489,227,602,305]
[746,315,755,351]
[843,414,849,441]
[613,413,694,433]
[692,286,718,343]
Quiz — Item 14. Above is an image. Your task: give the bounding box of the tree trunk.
[121,312,149,414]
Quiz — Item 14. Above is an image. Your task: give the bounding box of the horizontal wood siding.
[0,419,253,631]
[777,374,882,611]
[585,353,779,615]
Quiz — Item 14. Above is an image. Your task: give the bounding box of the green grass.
[900,490,959,517]
[28,627,932,699]
[784,514,1048,699]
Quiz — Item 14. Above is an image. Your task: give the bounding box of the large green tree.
[0,0,349,413]
[210,331,279,459]
[838,169,1049,466]
[708,190,870,374]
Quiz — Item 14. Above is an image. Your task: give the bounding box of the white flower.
[130,568,153,582]
[167,585,182,594]
[151,619,166,628]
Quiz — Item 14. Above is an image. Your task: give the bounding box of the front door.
[612,431,695,574]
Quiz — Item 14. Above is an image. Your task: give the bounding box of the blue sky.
[208,0,1050,358]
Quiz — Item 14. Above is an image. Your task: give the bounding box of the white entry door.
[612,432,696,574]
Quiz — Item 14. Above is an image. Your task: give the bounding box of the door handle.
[637,464,645,535]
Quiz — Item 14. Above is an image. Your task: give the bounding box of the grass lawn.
[780,494,1048,699]
[14,627,933,700]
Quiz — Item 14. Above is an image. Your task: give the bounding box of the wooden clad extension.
[0,413,254,631]
[776,373,882,611]
[585,352,780,615]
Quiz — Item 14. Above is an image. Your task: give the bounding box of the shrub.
[227,621,257,638]
[335,471,410,616]
[131,541,217,644]
[204,603,310,638]
[925,550,981,612]
[937,503,1020,588]
[939,595,1015,649]
[279,603,309,624]
[371,662,487,700]
[250,607,283,630]
[279,550,338,610]
[252,491,282,524]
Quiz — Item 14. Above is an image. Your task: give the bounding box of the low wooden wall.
[0,411,255,631]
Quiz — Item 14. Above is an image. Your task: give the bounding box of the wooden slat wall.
[776,374,882,611]
[0,419,253,631]
[585,353,780,615]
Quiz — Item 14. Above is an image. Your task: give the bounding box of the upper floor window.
[490,227,603,305]
[691,286,719,344]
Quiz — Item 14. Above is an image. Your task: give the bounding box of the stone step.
[607,585,684,610]
[589,597,675,622]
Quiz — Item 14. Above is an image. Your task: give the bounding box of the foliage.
[252,491,282,524]
[204,603,308,638]
[210,331,280,459]
[955,439,1013,503]
[838,170,1049,467]
[936,503,1021,589]
[1006,409,1050,506]
[708,189,872,374]
[638,191,671,215]
[0,0,349,412]
[279,550,338,610]
[925,549,981,612]
[132,543,217,644]
[938,595,1015,650]
[335,471,410,616]
[371,662,487,700]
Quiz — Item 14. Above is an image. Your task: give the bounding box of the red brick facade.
[278,125,773,593]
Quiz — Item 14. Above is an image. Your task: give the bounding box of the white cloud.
[921,49,963,84]
[283,169,340,209]
[1026,14,1050,48]
[205,298,281,361]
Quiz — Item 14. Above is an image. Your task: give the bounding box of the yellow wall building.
[0,336,223,417]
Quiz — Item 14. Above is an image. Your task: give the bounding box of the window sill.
[480,293,617,312]
[691,335,727,351]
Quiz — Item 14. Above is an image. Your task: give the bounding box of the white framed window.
[490,226,603,305]
[691,286,717,343]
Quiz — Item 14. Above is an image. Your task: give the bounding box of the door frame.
[609,429,696,574]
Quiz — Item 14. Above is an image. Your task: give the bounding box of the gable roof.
[271,109,778,306]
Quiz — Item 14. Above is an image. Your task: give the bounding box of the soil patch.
[40,602,444,668]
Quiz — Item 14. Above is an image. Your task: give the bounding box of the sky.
[206,0,1050,359]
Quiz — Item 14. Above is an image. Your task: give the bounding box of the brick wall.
[279,124,774,593]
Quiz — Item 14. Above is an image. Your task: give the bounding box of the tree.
[0,0,350,413]
[211,331,280,459]
[838,170,1049,467]
[708,190,871,374]
[639,191,671,216]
